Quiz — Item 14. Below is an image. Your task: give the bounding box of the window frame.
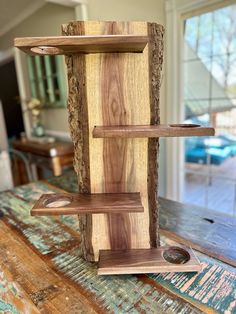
[165,0,236,201]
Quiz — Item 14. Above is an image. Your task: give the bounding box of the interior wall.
[87,0,165,24]
[0,3,76,133]
[0,4,75,50]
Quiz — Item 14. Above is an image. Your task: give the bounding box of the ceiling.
[0,0,44,36]
[0,0,78,37]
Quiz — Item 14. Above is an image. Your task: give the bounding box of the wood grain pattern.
[0,264,40,314]
[101,22,132,251]
[31,192,144,215]
[93,125,215,138]
[61,21,164,261]
[92,21,158,258]
[98,246,201,275]
[14,35,148,55]
[0,222,97,314]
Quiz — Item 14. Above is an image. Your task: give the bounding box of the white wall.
[87,0,165,25]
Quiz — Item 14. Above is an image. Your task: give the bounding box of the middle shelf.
[31,192,144,216]
[93,124,215,138]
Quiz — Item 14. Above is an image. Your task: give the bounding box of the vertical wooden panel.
[62,21,164,261]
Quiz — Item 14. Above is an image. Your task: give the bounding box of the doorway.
[0,59,25,140]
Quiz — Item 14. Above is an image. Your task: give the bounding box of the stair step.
[98,246,201,275]
[31,192,144,216]
[93,124,215,138]
[14,35,148,55]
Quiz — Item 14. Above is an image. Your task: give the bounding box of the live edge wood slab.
[15,20,214,275]
[60,20,165,263]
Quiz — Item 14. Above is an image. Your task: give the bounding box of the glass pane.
[184,58,211,100]
[197,12,213,59]
[183,3,236,216]
[184,100,210,119]
[210,53,236,96]
[213,5,236,56]
[208,99,235,115]
[183,173,207,208]
[208,109,236,180]
[207,177,235,215]
[183,42,197,61]
[184,16,199,59]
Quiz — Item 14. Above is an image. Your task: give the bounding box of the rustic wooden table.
[12,139,74,184]
[0,171,235,313]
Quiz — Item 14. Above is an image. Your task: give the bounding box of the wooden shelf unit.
[15,20,208,275]
[93,124,215,138]
[31,192,144,216]
[14,35,148,55]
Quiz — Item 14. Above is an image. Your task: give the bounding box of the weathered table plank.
[0,264,40,314]
[0,220,99,313]
[159,197,236,267]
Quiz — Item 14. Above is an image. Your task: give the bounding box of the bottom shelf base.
[98,245,201,275]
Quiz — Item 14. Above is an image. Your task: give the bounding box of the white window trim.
[165,0,236,201]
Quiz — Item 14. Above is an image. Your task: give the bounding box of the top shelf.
[14,35,148,55]
[93,124,215,138]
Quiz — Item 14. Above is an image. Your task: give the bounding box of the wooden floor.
[184,155,236,216]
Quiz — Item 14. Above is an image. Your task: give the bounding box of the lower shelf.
[93,124,215,138]
[31,192,144,216]
[98,246,201,275]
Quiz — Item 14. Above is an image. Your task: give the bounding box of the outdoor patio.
[184,155,236,216]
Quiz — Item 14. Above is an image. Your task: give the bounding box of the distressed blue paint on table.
[0,172,235,313]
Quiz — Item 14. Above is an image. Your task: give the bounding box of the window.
[27,55,67,107]
[183,4,236,216]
